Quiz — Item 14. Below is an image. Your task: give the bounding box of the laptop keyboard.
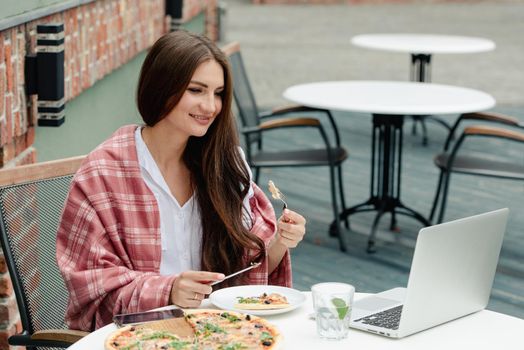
[353,305,403,330]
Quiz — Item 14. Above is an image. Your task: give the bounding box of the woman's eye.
[188,88,202,93]
[215,90,224,97]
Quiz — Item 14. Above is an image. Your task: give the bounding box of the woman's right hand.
[170,271,225,308]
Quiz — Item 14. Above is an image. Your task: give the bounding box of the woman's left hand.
[276,209,306,248]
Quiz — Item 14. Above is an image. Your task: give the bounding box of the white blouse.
[134,127,253,275]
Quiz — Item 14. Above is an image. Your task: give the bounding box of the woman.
[56,30,306,331]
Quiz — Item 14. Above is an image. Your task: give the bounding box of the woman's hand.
[276,209,307,248]
[170,271,224,308]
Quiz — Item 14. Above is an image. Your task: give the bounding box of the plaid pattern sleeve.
[56,126,176,331]
[245,183,293,287]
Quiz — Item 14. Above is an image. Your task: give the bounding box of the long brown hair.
[136,30,265,286]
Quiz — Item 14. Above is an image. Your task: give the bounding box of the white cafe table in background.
[351,34,495,82]
[351,34,496,144]
[67,292,523,349]
[283,80,495,252]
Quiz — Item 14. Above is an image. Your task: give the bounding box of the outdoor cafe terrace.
[224,0,524,319]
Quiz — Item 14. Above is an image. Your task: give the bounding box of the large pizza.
[105,309,281,350]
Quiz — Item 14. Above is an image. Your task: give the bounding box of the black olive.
[262,340,272,346]
[129,327,135,331]
[254,324,263,328]
[161,346,168,349]
[245,315,251,321]
[262,293,267,297]
[264,300,271,304]
[112,342,119,346]
[248,332,253,335]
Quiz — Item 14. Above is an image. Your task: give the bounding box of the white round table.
[351,34,495,82]
[283,80,495,252]
[351,33,496,144]
[67,292,523,349]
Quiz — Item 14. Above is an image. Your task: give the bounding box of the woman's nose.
[200,93,217,114]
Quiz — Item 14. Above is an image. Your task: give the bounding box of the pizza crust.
[234,302,290,310]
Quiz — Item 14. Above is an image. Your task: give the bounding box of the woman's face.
[163,59,224,138]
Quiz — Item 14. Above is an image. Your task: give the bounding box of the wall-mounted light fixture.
[25,23,65,127]
[165,0,183,32]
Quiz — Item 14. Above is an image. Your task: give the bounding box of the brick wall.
[0,0,219,348]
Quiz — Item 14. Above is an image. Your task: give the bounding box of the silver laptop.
[350,208,509,338]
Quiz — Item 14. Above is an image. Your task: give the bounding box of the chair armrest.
[443,112,522,151]
[461,112,520,126]
[464,125,524,142]
[31,329,89,344]
[241,117,320,134]
[240,116,336,162]
[259,117,321,129]
[259,106,342,147]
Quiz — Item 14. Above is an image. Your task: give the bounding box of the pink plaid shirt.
[56,125,292,331]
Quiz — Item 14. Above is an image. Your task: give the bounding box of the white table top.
[68,292,523,349]
[351,34,496,55]
[283,80,495,116]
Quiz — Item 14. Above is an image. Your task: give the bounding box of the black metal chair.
[429,112,524,224]
[0,156,88,349]
[222,42,350,252]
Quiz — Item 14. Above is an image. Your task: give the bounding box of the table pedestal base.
[330,114,430,253]
[410,54,452,145]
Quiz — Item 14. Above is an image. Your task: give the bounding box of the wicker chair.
[429,112,524,224]
[221,42,350,251]
[0,156,88,349]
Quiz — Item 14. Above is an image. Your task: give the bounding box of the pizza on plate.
[234,292,290,310]
[105,309,281,350]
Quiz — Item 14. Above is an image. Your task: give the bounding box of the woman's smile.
[190,113,214,125]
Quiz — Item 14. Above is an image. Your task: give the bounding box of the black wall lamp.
[25,23,65,127]
[165,0,183,32]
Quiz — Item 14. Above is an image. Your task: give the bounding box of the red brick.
[14,135,26,157]
[4,41,12,94]
[25,127,35,147]
[0,142,15,166]
[4,95,12,144]
[0,254,6,274]
[0,118,7,147]
[0,294,19,324]
[0,36,4,64]
[28,95,37,127]
[0,274,13,298]
[0,66,5,117]
[13,111,20,138]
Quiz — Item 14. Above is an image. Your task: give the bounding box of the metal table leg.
[330,114,430,253]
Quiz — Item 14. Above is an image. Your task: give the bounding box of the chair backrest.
[222,42,262,146]
[0,156,84,336]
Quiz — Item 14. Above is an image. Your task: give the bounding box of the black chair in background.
[222,42,350,252]
[429,112,524,224]
[0,156,88,349]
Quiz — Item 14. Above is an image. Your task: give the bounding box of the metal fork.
[268,180,288,210]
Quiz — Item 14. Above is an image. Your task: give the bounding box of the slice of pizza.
[185,309,282,349]
[234,292,290,310]
[105,326,193,350]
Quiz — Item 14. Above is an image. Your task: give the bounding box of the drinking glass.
[311,282,355,340]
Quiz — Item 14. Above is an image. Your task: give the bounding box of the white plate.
[209,285,306,316]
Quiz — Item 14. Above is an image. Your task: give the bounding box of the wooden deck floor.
[252,105,524,319]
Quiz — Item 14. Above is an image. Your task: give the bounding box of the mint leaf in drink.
[331,297,349,320]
